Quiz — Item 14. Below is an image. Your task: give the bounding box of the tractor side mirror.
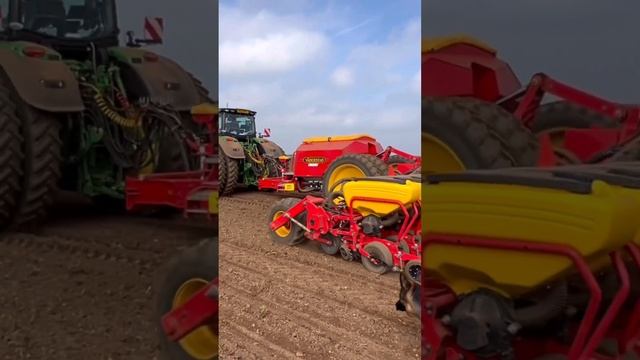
[261,128,271,138]
[125,29,162,48]
[125,31,142,48]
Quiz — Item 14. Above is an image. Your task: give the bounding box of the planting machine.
[409,35,640,359]
[258,134,421,195]
[268,173,422,275]
[0,0,213,230]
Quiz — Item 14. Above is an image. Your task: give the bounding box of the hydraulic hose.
[94,92,140,128]
[513,281,568,328]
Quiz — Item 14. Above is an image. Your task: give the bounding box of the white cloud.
[330,66,354,87]
[220,30,327,76]
[220,3,421,154]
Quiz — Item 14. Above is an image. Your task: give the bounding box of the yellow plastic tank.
[343,176,421,217]
[422,168,640,298]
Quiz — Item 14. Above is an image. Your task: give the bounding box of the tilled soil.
[0,196,213,360]
[218,191,420,360]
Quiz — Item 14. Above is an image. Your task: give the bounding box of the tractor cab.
[219,108,257,141]
[0,0,119,52]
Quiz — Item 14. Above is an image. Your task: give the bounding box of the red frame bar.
[161,278,219,342]
[581,251,630,358]
[500,73,640,163]
[422,233,603,360]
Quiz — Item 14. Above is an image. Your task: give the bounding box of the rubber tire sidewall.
[322,154,388,195]
[361,241,393,275]
[422,97,537,172]
[267,198,304,245]
[155,238,219,360]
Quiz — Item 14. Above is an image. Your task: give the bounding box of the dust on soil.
[218,190,420,360]
[0,193,213,360]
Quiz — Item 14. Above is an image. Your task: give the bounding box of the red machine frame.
[270,193,422,272]
[125,108,219,217]
[503,73,640,164]
[258,145,421,193]
[421,234,640,360]
[423,41,640,165]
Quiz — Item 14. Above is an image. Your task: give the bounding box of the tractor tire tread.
[221,154,239,196]
[13,107,61,229]
[422,97,537,170]
[0,82,23,228]
[452,97,539,166]
[323,153,388,194]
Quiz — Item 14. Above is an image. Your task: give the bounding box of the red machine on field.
[124,103,219,217]
[268,174,422,275]
[257,134,420,194]
[422,36,640,169]
[418,35,640,360]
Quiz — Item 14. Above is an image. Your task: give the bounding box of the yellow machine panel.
[423,170,640,298]
[343,176,421,217]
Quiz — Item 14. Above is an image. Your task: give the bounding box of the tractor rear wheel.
[323,154,388,195]
[268,198,305,246]
[531,101,618,164]
[0,81,23,229]
[155,238,218,360]
[422,97,538,173]
[13,105,61,229]
[361,241,393,274]
[219,153,239,196]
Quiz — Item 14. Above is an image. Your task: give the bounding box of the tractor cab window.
[16,0,115,39]
[0,0,8,29]
[221,113,257,138]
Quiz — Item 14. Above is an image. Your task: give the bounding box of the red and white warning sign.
[143,17,164,44]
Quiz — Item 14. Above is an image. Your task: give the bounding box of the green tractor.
[0,0,212,230]
[218,108,285,195]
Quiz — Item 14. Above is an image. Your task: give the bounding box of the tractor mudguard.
[219,136,245,159]
[257,138,285,158]
[108,47,201,111]
[0,41,83,112]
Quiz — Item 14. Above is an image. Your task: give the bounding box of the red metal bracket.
[161,278,219,342]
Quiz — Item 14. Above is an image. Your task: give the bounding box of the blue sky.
[220,0,420,153]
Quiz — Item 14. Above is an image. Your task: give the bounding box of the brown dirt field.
[218,190,420,360]
[0,195,213,360]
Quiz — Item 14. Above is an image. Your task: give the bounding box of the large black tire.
[219,153,239,196]
[532,101,618,133]
[13,105,61,229]
[0,81,23,229]
[218,153,228,197]
[422,97,538,173]
[155,238,219,360]
[322,154,388,195]
[268,198,305,246]
[531,101,618,163]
